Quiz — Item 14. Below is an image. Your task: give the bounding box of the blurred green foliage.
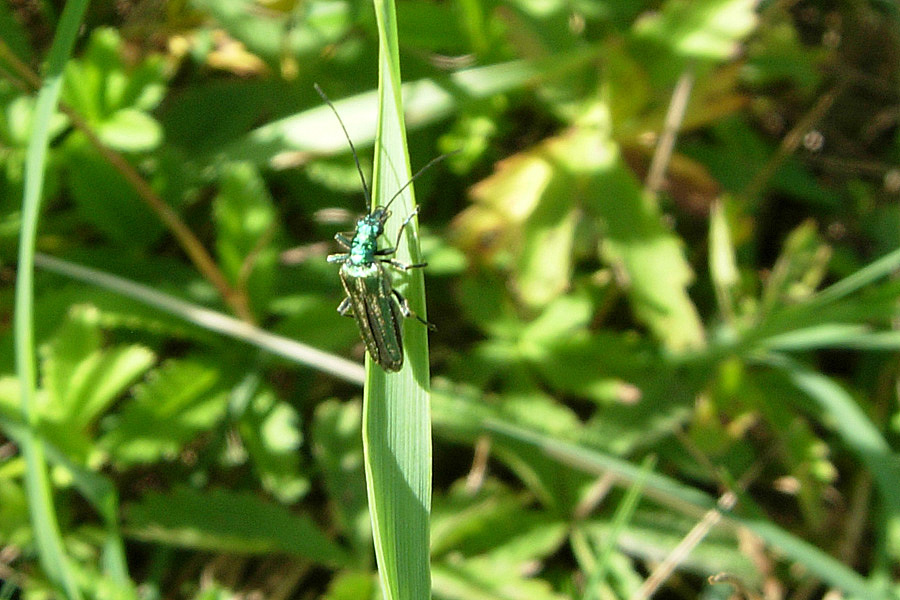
[2,0,900,598]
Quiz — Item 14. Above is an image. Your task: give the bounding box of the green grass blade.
[430,393,880,598]
[584,455,655,600]
[13,2,90,598]
[759,353,900,556]
[812,246,900,305]
[362,0,433,598]
[34,253,365,385]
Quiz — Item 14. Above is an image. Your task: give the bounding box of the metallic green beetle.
[316,85,440,371]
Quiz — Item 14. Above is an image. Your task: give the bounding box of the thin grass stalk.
[13,2,91,597]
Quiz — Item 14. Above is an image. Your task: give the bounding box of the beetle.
[316,84,443,371]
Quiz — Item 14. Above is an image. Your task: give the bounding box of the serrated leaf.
[60,344,155,429]
[41,308,156,429]
[191,0,351,63]
[101,358,226,465]
[461,104,704,350]
[126,487,351,566]
[572,128,704,352]
[40,309,102,410]
[61,27,167,125]
[461,146,578,308]
[237,387,308,503]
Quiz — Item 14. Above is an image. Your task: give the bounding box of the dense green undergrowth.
[2,0,900,598]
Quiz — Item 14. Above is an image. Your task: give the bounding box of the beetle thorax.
[349,213,385,265]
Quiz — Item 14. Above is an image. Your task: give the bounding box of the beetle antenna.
[382,149,460,212]
[314,83,372,209]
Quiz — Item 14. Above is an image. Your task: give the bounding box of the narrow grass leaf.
[812,245,900,305]
[218,59,546,166]
[34,253,365,385]
[584,456,656,599]
[362,0,433,598]
[760,353,900,556]
[430,393,879,598]
[126,488,352,566]
[14,2,90,597]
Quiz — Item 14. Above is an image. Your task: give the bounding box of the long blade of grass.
[430,393,880,598]
[812,246,900,305]
[13,2,90,598]
[362,1,433,598]
[759,352,900,556]
[34,253,365,385]
[584,456,656,600]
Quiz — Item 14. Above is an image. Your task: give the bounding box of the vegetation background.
[1,0,900,598]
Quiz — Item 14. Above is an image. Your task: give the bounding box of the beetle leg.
[391,289,436,330]
[381,258,427,271]
[337,296,354,316]
[334,232,354,249]
[391,207,420,250]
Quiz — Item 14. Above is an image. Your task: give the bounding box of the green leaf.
[572,122,704,352]
[5,96,69,148]
[432,483,567,564]
[582,506,758,585]
[362,0,433,598]
[14,2,91,596]
[213,162,279,310]
[41,307,156,430]
[216,60,541,166]
[761,353,900,556]
[236,387,308,504]
[633,0,759,61]
[63,135,165,246]
[582,457,654,598]
[708,199,738,312]
[465,145,576,309]
[760,220,830,314]
[61,28,167,124]
[312,399,370,555]
[460,103,705,350]
[432,559,569,600]
[742,18,826,94]
[190,0,352,64]
[323,571,378,600]
[0,2,32,63]
[812,244,900,306]
[125,487,351,566]
[101,358,227,465]
[96,108,163,152]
